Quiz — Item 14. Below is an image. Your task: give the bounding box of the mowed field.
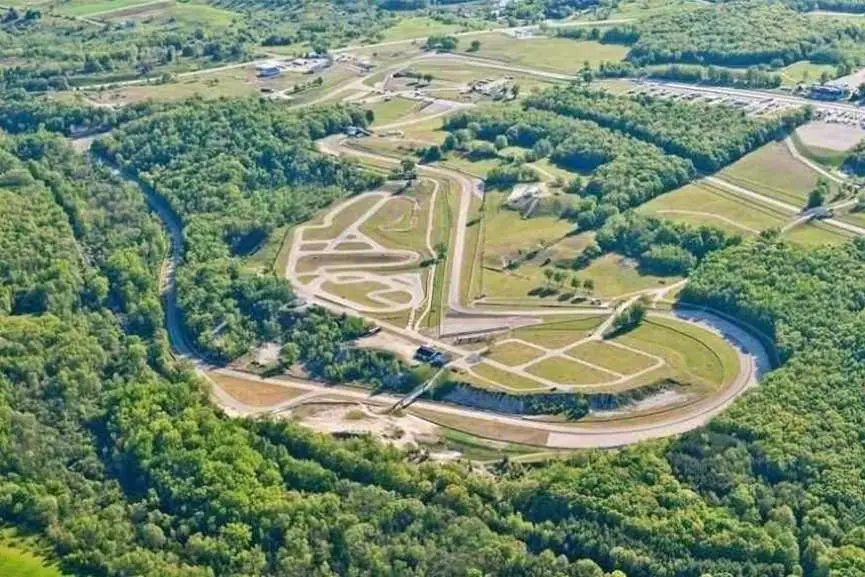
[719,141,829,205]
[377,16,470,43]
[470,33,628,73]
[464,313,740,395]
[368,97,426,127]
[0,533,66,577]
[639,181,788,234]
[613,317,740,391]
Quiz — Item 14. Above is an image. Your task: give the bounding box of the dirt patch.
[796,121,865,152]
[410,407,550,446]
[355,330,419,363]
[209,373,305,407]
[288,403,441,449]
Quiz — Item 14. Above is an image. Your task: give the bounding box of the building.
[415,345,450,367]
[809,83,850,101]
[255,61,283,78]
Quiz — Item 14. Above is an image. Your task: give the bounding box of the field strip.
[654,209,760,233]
[84,0,172,18]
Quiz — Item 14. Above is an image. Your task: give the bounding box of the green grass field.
[526,356,616,386]
[303,195,380,241]
[578,254,680,299]
[58,0,163,17]
[482,193,573,265]
[0,531,66,577]
[782,222,854,247]
[779,61,838,86]
[368,97,424,127]
[487,341,545,366]
[471,33,628,74]
[0,545,65,577]
[361,183,435,254]
[471,362,546,391]
[378,16,468,42]
[512,317,604,349]
[322,280,404,309]
[566,340,655,375]
[639,181,789,234]
[615,317,739,390]
[719,141,827,205]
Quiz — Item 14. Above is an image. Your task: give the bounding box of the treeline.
[594,212,742,275]
[444,105,694,214]
[428,380,590,419]
[0,92,163,136]
[612,1,865,69]
[93,98,390,371]
[592,61,783,89]
[525,86,811,172]
[503,0,609,20]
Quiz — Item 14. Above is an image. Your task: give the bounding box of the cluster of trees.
[503,0,613,21]
[609,296,648,335]
[525,86,812,171]
[0,91,163,135]
[425,34,459,51]
[444,105,694,215]
[611,1,865,69]
[0,12,252,91]
[93,98,387,370]
[593,212,742,275]
[843,138,865,175]
[591,61,784,89]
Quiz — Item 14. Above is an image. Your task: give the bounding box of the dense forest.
[0,129,633,577]
[609,1,865,69]
[524,86,811,172]
[92,98,415,390]
[593,212,742,275]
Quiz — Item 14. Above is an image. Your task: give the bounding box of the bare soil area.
[796,121,865,151]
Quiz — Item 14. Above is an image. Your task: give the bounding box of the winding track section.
[118,53,799,448]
